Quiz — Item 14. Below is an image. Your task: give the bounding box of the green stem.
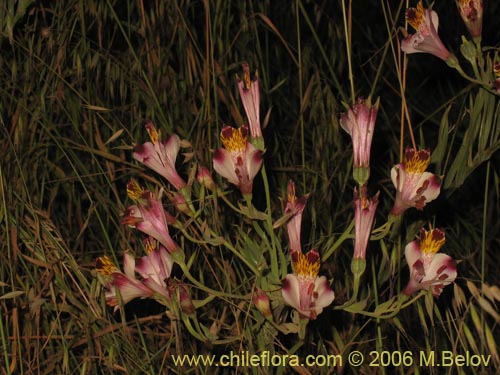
[480,160,490,353]
[321,219,354,262]
[260,164,279,277]
[341,0,355,103]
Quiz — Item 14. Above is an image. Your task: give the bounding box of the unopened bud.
[253,289,272,320]
[197,166,215,191]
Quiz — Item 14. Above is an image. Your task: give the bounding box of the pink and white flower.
[123,181,180,253]
[340,97,379,185]
[134,239,174,303]
[237,63,263,144]
[282,249,335,319]
[390,147,441,216]
[353,187,379,260]
[133,121,187,190]
[96,253,154,310]
[213,125,263,196]
[96,240,176,309]
[284,180,308,255]
[401,1,451,61]
[456,0,483,38]
[403,227,457,297]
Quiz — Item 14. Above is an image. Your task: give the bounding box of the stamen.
[293,251,320,277]
[287,181,296,204]
[144,237,158,254]
[243,63,251,90]
[419,228,445,255]
[145,121,159,145]
[406,1,424,31]
[96,255,118,276]
[404,148,431,174]
[127,179,144,200]
[220,126,248,152]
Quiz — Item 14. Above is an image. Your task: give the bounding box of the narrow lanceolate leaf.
[485,324,499,363]
[463,323,479,354]
[432,105,450,175]
[0,291,25,299]
[469,304,483,336]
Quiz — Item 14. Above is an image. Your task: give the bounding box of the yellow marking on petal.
[96,255,118,275]
[293,252,320,278]
[145,121,159,145]
[420,228,445,255]
[126,179,144,200]
[405,149,430,174]
[406,1,424,31]
[220,127,247,152]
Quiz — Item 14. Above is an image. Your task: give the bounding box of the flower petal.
[282,274,301,313]
[213,148,239,185]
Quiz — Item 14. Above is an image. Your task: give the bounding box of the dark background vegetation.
[1,0,499,374]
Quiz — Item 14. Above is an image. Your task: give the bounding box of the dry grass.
[1,1,499,374]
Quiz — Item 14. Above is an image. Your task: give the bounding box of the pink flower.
[282,249,335,319]
[403,228,457,297]
[133,121,186,190]
[353,187,379,260]
[96,254,154,310]
[96,240,176,310]
[237,63,263,147]
[340,98,378,168]
[456,0,483,38]
[390,147,441,216]
[134,239,174,303]
[401,1,451,61]
[284,180,308,255]
[123,181,180,253]
[340,97,379,185]
[213,125,263,196]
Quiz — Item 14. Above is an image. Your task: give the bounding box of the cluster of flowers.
[96,126,194,315]
[96,1,486,322]
[401,0,498,93]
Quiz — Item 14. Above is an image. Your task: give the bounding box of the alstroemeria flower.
[390,147,441,216]
[237,63,263,149]
[213,125,263,196]
[282,249,335,319]
[403,227,457,297]
[134,239,174,303]
[133,121,187,190]
[456,0,483,38]
[353,187,379,260]
[123,181,180,253]
[401,1,451,61]
[284,180,308,255]
[340,97,379,185]
[96,254,154,310]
